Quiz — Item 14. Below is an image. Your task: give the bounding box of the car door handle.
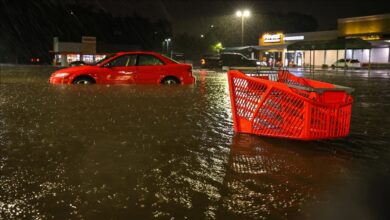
[118,71,135,75]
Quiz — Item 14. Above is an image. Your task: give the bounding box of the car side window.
[138,55,164,66]
[107,55,137,67]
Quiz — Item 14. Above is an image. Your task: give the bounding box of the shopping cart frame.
[228,69,354,140]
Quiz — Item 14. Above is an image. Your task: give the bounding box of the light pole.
[163,38,171,56]
[236,9,250,46]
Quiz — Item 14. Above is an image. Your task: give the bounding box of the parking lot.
[1,66,390,219]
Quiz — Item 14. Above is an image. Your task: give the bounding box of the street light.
[163,38,171,56]
[236,9,250,46]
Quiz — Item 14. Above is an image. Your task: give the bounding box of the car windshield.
[94,53,116,66]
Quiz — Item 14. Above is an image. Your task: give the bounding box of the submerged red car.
[49,52,195,85]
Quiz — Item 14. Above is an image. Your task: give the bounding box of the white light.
[54,73,69,78]
[167,38,171,42]
[236,11,242,17]
[210,25,214,28]
[200,34,204,38]
[385,40,390,43]
[284,36,305,41]
[243,10,250,17]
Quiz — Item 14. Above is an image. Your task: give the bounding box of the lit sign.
[284,36,305,41]
[361,35,381,40]
[263,34,282,43]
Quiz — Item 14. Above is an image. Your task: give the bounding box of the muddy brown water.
[1,66,390,219]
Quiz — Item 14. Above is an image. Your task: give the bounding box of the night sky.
[80,0,390,32]
[1,0,389,62]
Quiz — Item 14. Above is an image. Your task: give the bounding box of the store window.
[67,54,80,63]
[95,55,107,62]
[54,54,62,65]
[82,55,94,64]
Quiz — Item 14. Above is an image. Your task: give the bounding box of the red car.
[49,52,195,85]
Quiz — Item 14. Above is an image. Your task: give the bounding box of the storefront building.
[52,36,107,66]
[51,36,141,66]
[259,31,339,67]
[257,14,390,67]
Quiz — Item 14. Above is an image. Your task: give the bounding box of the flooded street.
[1,66,390,219]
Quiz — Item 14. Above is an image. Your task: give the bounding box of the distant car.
[221,52,265,68]
[200,54,222,68]
[49,52,195,85]
[30,57,42,64]
[200,52,266,69]
[69,60,89,67]
[332,59,361,68]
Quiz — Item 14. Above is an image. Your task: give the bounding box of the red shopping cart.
[228,70,354,140]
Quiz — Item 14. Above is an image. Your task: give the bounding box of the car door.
[103,54,137,84]
[135,54,165,84]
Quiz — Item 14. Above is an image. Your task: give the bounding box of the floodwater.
[1,66,390,219]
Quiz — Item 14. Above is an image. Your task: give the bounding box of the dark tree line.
[0,0,172,64]
[0,0,318,64]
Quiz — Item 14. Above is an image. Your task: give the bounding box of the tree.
[0,0,172,64]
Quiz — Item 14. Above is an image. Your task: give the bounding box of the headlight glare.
[54,72,70,78]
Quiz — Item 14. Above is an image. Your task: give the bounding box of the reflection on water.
[218,134,347,220]
[0,67,390,219]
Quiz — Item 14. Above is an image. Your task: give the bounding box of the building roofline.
[338,14,390,23]
[284,30,338,36]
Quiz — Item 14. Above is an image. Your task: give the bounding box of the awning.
[222,46,261,52]
[287,38,372,50]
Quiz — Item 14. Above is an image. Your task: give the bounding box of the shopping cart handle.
[288,84,355,94]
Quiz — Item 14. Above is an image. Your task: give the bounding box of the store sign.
[284,36,305,41]
[263,34,282,43]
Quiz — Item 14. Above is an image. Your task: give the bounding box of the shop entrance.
[285,51,303,67]
[260,51,283,67]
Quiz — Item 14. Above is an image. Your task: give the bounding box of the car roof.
[116,51,161,56]
[108,51,178,64]
[221,52,244,55]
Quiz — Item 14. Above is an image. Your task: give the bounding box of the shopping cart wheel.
[161,77,180,85]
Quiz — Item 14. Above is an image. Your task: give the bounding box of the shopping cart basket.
[228,70,354,140]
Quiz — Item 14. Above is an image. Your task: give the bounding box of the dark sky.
[80,0,389,31]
